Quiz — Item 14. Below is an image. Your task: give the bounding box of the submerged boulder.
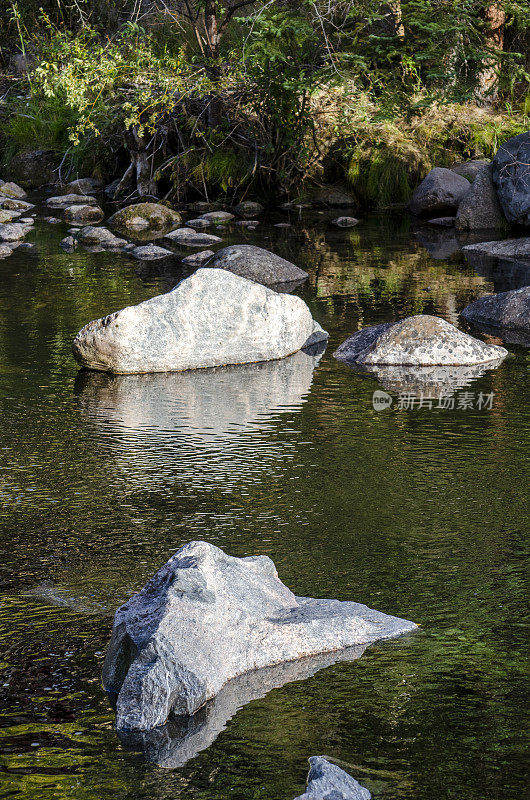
[102,540,416,731]
[47,194,98,208]
[409,168,470,217]
[313,188,358,209]
[181,249,215,267]
[164,228,222,247]
[205,244,308,286]
[76,226,127,248]
[332,217,359,228]
[72,268,326,374]
[455,165,507,231]
[234,201,264,217]
[109,203,181,232]
[295,757,371,800]
[461,286,530,333]
[199,211,234,223]
[64,204,104,224]
[462,238,530,259]
[334,315,508,365]
[130,244,174,261]
[492,131,530,226]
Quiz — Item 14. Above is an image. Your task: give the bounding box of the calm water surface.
[0,204,528,800]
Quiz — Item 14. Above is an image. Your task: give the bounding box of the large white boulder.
[102,541,416,731]
[334,315,508,366]
[72,268,326,374]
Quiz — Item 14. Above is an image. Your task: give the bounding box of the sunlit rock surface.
[294,757,371,800]
[118,647,367,767]
[409,168,470,217]
[334,315,507,366]
[73,269,326,374]
[102,541,416,731]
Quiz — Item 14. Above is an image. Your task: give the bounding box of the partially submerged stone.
[76,226,127,248]
[313,188,358,209]
[0,222,31,242]
[47,194,98,208]
[492,131,530,226]
[0,197,33,211]
[64,204,104,224]
[205,244,308,286]
[130,244,174,261]
[294,757,371,800]
[426,217,455,227]
[461,286,530,334]
[334,315,508,365]
[181,249,215,267]
[185,217,211,229]
[199,211,234,222]
[234,201,264,217]
[164,228,222,247]
[235,219,260,228]
[455,165,507,231]
[108,203,181,232]
[0,244,13,258]
[332,217,359,228]
[60,236,77,252]
[102,540,416,731]
[409,168,470,216]
[72,268,326,374]
[462,238,530,259]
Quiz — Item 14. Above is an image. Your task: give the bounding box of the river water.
[0,206,528,800]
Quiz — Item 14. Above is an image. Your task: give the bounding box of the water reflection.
[118,646,367,768]
[463,251,530,293]
[74,351,322,488]
[342,360,507,395]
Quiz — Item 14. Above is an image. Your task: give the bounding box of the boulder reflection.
[345,360,506,395]
[117,646,367,768]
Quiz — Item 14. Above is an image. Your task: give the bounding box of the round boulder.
[334,315,507,365]
[409,168,470,216]
[108,203,181,232]
[455,165,507,231]
[492,131,530,226]
[205,245,308,286]
[64,205,104,224]
[332,217,359,228]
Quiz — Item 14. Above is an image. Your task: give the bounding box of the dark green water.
[0,207,528,800]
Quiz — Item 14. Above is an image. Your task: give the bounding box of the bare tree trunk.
[476,3,505,103]
[205,0,223,128]
[125,127,157,198]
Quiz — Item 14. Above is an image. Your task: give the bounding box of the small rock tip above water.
[294,756,371,800]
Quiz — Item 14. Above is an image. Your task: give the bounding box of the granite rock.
[461,237,530,259]
[461,286,530,333]
[491,131,530,226]
[456,165,507,231]
[164,228,223,247]
[409,168,470,216]
[334,315,508,365]
[294,757,371,800]
[102,540,416,730]
[72,268,326,374]
[205,245,308,286]
[64,204,104,224]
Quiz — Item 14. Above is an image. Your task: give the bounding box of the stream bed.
[0,204,528,800]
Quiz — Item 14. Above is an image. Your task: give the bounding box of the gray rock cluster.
[410,134,530,260]
[72,268,327,374]
[102,540,416,731]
